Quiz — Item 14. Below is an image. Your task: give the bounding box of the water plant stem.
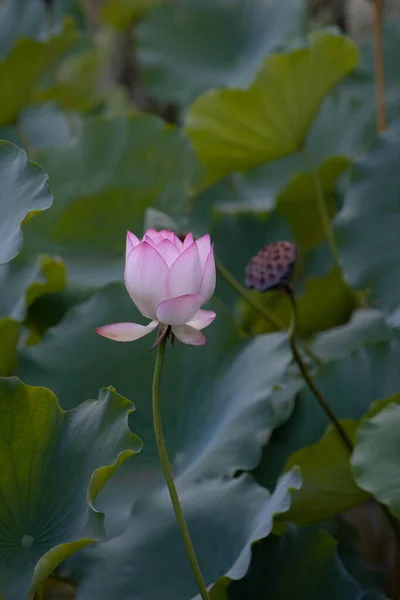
[152,337,210,600]
[216,259,322,365]
[285,285,352,451]
[373,0,386,132]
[216,259,286,330]
[285,285,400,544]
[302,148,340,269]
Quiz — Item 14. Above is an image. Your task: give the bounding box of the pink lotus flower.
[96,229,216,346]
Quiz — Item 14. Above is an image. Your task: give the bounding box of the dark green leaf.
[67,470,301,600]
[255,340,400,491]
[0,19,78,125]
[352,400,400,518]
[0,378,141,600]
[18,285,294,505]
[0,141,52,264]
[21,116,203,290]
[284,421,368,524]
[0,254,66,321]
[227,526,387,600]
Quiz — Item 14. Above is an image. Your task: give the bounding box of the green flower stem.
[285,285,400,544]
[216,259,286,329]
[216,259,322,365]
[152,337,211,600]
[302,148,340,269]
[285,286,352,451]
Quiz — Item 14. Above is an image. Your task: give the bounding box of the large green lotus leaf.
[335,120,400,327]
[20,115,203,289]
[198,89,374,221]
[284,421,369,524]
[18,284,294,511]
[137,0,306,107]
[227,526,387,600]
[0,378,141,600]
[65,470,301,600]
[0,254,66,321]
[0,19,78,126]
[312,308,400,362]
[254,339,400,491]
[0,318,19,376]
[185,31,358,184]
[352,400,400,518]
[0,141,52,264]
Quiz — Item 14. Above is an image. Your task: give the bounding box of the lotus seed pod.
[245,241,297,292]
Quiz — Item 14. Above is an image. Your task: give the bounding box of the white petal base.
[172,324,206,346]
[96,320,158,342]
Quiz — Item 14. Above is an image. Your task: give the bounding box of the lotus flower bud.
[96,229,216,346]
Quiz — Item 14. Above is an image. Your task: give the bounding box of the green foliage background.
[1,0,400,599]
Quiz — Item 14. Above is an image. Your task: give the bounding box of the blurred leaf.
[342,17,400,133]
[19,103,79,152]
[0,141,52,264]
[20,115,203,290]
[277,157,350,252]
[25,254,66,307]
[137,0,306,106]
[208,155,305,216]
[352,399,400,518]
[0,255,66,321]
[0,318,19,376]
[101,0,164,29]
[284,421,369,524]
[185,30,358,184]
[67,470,301,600]
[0,18,78,125]
[255,339,400,491]
[0,378,141,600]
[312,309,399,362]
[306,91,375,164]
[40,49,105,112]
[42,578,76,600]
[198,93,372,220]
[242,267,356,338]
[336,119,400,328]
[275,395,400,526]
[18,285,294,513]
[227,526,387,600]
[0,0,46,58]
